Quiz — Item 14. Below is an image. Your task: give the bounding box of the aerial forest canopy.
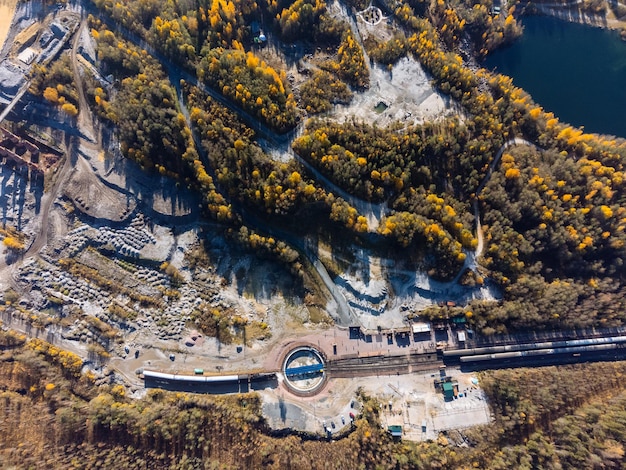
[78,0,626,335]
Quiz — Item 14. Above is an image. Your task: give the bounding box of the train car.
[143,370,240,383]
[459,351,521,363]
[446,335,626,359]
[459,343,620,363]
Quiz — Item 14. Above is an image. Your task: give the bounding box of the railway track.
[327,352,442,378]
[329,333,626,379]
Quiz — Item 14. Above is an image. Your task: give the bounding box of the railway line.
[444,335,626,361]
[328,333,626,378]
[444,334,626,370]
[327,352,442,378]
[141,331,626,395]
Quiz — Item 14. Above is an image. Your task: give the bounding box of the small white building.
[18,48,37,65]
[412,322,431,334]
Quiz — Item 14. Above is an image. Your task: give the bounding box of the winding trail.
[25,19,100,260]
[475,137,536,196]
[450,137,536,284]
[19,20,93,268]
[460,137,537,273]
[23,139,73,258]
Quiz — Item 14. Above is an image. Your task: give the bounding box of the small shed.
[18,48,37,65]
[388,425,403,438]
[412,322,431,334]
[50,22,68,38]
[442,382,455,400]
[250,21,261,36]
[39,32,53,48]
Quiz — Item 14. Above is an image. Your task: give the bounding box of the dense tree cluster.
[149,15,196,61]
[396,0,523,57]
[293,121,404,201]
[91,25,192,177]
[363,33,409,67]
[482,146,626,280]
[271,0,326,42]
[299,70,352,114]
[186,85,316,216]
[93,0,299,132]
[29,53,79,114]
[464,141,626,332]
[184,84,366,234]
[267,0,347,44]
[446,0,521,56]
[462,4,522,56]
[468,364,626,469]
[197,48,299,132]
[293,117,501,201]
[321,32,369,90]
[93,0,258,51]
[292,119,483,277]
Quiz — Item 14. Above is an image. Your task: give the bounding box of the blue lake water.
[483,15,626,138]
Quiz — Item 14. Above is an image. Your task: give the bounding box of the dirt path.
[448,137,536,281]
[475,137,536,196]
[22,20,95,258]
[71,19,98,142]
[24,139,73,257]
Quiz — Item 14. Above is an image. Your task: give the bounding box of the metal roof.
[285,363,324,377]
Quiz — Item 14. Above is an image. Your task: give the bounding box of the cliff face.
[527,0,626,32]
